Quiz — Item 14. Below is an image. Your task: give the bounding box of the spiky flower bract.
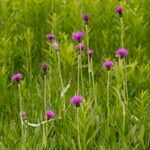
[103,61,114,70]
[70,95,83,107]
[46,110,55,120]
[11,73,23,83]
[116,48,128,58]
[72,31,84,42]
[83,13,90,25]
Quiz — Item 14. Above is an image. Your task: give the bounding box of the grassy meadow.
[0,0,150,149]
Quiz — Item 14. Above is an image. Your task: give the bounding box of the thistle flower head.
[21,111,27,121]
[11,73,23,83]
[115,6,123,16]
[46,110,55,120]
[116,48,128,58]
[103,61,114,70]
[41,63,48,74]
[52,41,59,51]
[83,13,90,25]
[70,95,83,107]
[47,34,55,41]
[87,50,94,57]
[76,43,87,53]
[72,31,84,42]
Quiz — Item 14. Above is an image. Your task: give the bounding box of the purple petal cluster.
[115,6,123,16]
[47,34,55,41]
[46,110,55,120]
[103,61,114,70]
[83,13,90,25]
[70,95,83,107]
[76,43,87,53]
[11,73,23,83]
[41,63,48,74]
[52,41,59,51]
[72,31,84,42]
[116,48,128,58]
[88,50,94,57]
[21,111,27,121]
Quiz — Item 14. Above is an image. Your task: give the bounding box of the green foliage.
[0,0,149,149]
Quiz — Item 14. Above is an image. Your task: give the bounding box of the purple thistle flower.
[116,48,128,58]
[70,95,83,107]
[21,111,27,121]
[72,31,84,42]
[52,41,59,51]
[87,50,94,57]
[115,6,123,16]
[76,43,87,53]
[46,34,55,41]
[41,63,48,75]
[46,110,55,120]
[103,61,114,70]
[11,73,23,83]
[83,13,90,25]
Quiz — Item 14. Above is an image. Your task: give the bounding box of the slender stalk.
[48,66,51,107]
[121,61,126,103]
[122,59,126,134]
[48,47,52,106]
[51,0,54,14]
[80,51,84,95]
[77,109,81,150]
[57,51,64,90]
[106,71,110,125]
[118,58,126,133]
[120,17,127,133]
[118,87,125,133]
[120,17,124,48]
[90,58,95,94]
[80,0,82,24]
[120,17,129,104]
[91,58,98,106]
[27,119,57,127]
[43,75,47,148]
[122,101,126,133]
[18,84,24,149]
[57,51,65,110]
[123,59,128,104]
[120,17,128,103]
[85,25,91,93]
[77,54,80,94]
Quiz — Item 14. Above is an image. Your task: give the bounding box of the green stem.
[123,59,128,104]
[80,0,82,25]
[48,47,52,106]
[91,59,94,91]
[51,0,54,14]
[85,25,91,97]
[120,59,126,102]
[118,95,125,133]
[57,52,64,90]
[90,58,95,97]
[77,109,81,150]
[120,17,127,133]
[106,71,110,125]
[119,59,126,133]
[80,52,84,95]
[120,17,124,48]
[18,84,24,149]
[77,54,80,94]
[43,75,47,148]
[57,51,65,110]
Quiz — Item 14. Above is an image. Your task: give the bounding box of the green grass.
[0,0,150,149]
